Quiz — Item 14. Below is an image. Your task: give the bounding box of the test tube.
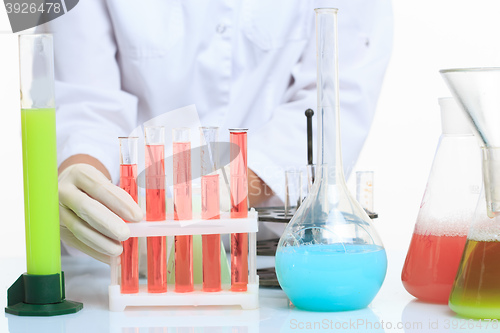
[145,126,167,293]
[229,129,248,292]
[173,128,193,292]
[356,171,374,213]
[285,170,303,217]
[119,137,139,293]
[200,127,221,292]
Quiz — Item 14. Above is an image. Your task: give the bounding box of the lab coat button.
[216,24,226,34]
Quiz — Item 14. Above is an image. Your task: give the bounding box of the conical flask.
[441,68,500,319]
[401,97,482,304]
[275,8,387,312]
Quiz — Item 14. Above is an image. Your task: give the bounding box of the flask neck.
[315,9,345,182]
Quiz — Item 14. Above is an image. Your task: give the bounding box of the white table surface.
[1,251,496,333]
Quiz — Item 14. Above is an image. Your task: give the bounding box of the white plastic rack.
[109,209,259,311]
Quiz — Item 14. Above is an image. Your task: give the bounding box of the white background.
[2,1,500,269]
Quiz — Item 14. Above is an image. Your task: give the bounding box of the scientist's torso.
[109,0,312,132]
[44,0,393,191]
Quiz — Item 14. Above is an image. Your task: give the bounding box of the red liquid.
[231,233,248,291]
[173,141,193,292]
[202,174,220,220]
[230,131,248,291]
[145,145,166,221]
[202,174,221,292]
[402,233,467,303]
[120,164,139,294]
[145,144,167,293]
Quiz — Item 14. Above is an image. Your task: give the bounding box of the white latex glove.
[58,164,143,263]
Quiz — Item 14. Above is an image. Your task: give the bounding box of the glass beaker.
[401,97,482,304]
[275,8,387,312]
[441,68,500,319]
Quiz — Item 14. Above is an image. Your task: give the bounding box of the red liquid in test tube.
[145,127,167,293]
[230,129,248,292]
[200,127,221,292]
[119,137,139,294]
[202,175,221,292]
[173,129,194,293]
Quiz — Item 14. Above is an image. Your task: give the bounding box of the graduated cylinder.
[5,34,82,317]
[19,34,60,276]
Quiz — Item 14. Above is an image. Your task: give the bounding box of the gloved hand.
[58,164,143,264]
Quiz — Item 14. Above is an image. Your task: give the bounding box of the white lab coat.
[40,0,393,205]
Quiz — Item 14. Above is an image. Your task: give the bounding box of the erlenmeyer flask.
[275,8,387,312]
[401,97,482,304]
[441,68,500,319]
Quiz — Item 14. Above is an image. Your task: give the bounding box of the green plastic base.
[5,272,83,316]
[5,299,83,317]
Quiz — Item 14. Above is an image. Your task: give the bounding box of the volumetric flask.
[401,97,482,304]
[442,68,500,319]
[275,8,387,312]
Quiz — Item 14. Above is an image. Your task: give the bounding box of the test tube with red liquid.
[119,137,139,293]
[200,127,221,292]
[145,126,167,293]
[230,129,248,292]
[173,128,194,292]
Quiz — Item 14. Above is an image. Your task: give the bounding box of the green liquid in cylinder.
[21,108,61,275]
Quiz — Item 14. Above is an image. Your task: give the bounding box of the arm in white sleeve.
[38,0,138,183]
[247,0,393,201]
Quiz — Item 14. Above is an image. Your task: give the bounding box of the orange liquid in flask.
[402,232,467,303]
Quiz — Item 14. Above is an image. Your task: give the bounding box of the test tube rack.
[108,209,259,311]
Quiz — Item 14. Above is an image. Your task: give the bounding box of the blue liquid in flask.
[275,243,387,312]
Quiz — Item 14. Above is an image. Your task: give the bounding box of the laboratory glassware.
[173,128,194,292]
[306,164,316,194]
[356,171,374,213]
[441,68,500,319]
[401,97,481,304]
[305,109,315,195]
[108,209,259,310]
[119,137,139,294]
[200,127,222,292]
[145,126,167,293]
[6,34,82,316]
[275,8,387,312]
[285,170,303,217]
[305,108,314,166]
[230,129,249,292]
